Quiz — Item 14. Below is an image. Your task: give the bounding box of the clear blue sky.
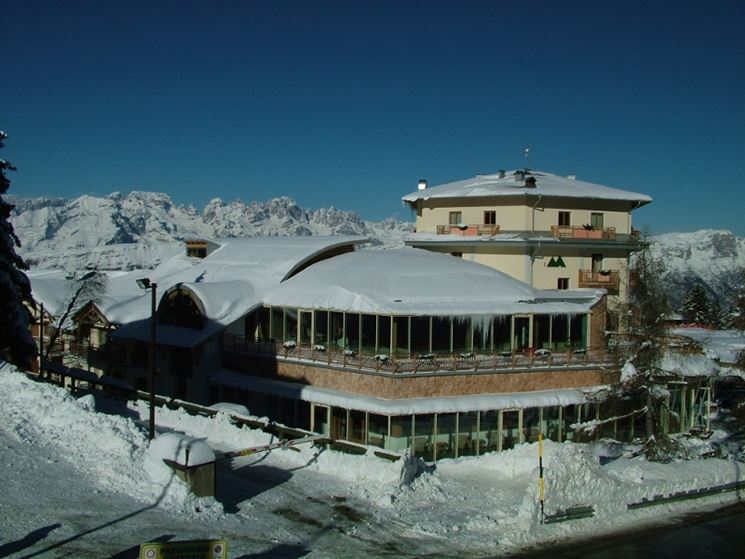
[2,0,744,234]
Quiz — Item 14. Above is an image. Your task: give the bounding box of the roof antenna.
[523,146,531,172]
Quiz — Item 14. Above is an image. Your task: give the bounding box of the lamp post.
[136,278,158,440]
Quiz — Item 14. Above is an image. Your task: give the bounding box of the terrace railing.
[551,225,617,240]
[436,224,500,236]
[578,269,620,293]
[221,334,613,375]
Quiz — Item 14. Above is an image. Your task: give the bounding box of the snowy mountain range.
[8,192,745,309]
[7,191,414,271]
[650,229,745,308]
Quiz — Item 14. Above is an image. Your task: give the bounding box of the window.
[558,211,571,227]
[448,211,462,225]
[557,278,569,290]
[484,211,496,225]
[159,288,205,329]
[590,212,604,229]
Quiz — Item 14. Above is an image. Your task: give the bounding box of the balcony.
[551,225,616,240]
[578,269,620,294]
[436,224,500,236]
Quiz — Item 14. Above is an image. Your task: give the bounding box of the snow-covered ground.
[670,327,745,365]
[1,363,745,558]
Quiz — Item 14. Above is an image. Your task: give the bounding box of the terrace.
[221,334,613,376]
[578,269,620,294]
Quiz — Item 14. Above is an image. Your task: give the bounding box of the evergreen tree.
[729,270,745,331]
[0,131,37,368]
[680,283,712,325]
[706,297,724,330]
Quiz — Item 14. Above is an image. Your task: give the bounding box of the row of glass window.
[217,384,710,462]
[245,307,588,355]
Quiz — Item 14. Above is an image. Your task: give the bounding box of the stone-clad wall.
[241,358,618,399]
[589,295,608,348]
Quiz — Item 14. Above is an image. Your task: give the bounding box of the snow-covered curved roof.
[402,170,652,207]
[264,248,600,315]
[29,236,367,346]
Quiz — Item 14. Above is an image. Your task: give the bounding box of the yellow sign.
[139,539,228,559]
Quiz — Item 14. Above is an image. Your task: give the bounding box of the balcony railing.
[578,269,620,293]
[222,334,613,375]
[551,225,616,240]
[436,224,500,236]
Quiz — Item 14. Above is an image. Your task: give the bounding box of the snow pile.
[0,363,221,517]
[659,350,720,377]
[142,401,411,499]
[621,361,639,383]
[146,433,215,468]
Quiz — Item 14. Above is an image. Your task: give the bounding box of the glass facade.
[245,305,592,358]
[214,384,700,463]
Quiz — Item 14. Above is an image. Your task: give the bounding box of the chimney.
[566,174,577,180]
[525,176,537,188]
[514,170,525,181]
[417,179,427,191]
[497,169,506,179]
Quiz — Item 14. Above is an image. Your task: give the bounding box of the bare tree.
[607,235,675,459]
[43,270,108,362]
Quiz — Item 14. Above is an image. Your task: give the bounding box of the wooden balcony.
[551,225,616,240]
[436,224,500,236]
[578,269,620,294]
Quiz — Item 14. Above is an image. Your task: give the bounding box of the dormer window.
[186,240,208,258]
[159,287,205,329]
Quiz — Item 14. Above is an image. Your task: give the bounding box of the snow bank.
[0,363,221,518]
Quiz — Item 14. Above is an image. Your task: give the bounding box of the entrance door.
[590,213,604,230]
[591,254,603,273]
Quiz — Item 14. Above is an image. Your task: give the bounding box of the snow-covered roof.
[402,170,652,207]
[29,238,600,348]
[264,247,603,315]
[29,236,366,345]
[24,269,71,316]
[211,368,595,415]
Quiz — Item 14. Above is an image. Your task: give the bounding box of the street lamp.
[136,278,158,440]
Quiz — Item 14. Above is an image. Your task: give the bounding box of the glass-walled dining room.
[242,306,590,356]
[216,380,705,462]
[310,401,600,461]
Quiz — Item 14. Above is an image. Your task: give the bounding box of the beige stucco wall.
[532,208,631,234]
[418,204,531,231]
[470,253,530,283]
[415,199,633,235]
